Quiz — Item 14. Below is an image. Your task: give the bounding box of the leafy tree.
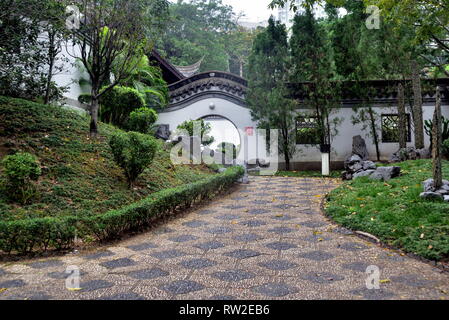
[290,9,341,148]
[225,26,261,77]
[247,17,298,171]
[157,0,237,72]
[68,0,169,137]
[0,0,67,102]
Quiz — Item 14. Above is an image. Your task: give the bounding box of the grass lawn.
[0,96,214,222]
[325,159,449,261]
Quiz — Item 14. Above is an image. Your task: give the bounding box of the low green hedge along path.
[0,166,244,255]
[0,176,448,300]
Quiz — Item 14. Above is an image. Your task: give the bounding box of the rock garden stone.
[353,170,375,179]
[419,192,444,200]
[370,166,401,181]
[343,153,401,181]
[352,135,369,160]
[390,147,431,163]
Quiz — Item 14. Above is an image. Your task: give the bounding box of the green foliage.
[325,159,449,261]
[443,139,449,158]
[247,17,298,170]
[127,107,158,134]
[424,116,449,150]
[0,0,68,102]
[0,96,213,224]
[289,9,342,146]
[0,166,243,255]
[109,132,158,187]
[100,86,146,128]
[176,119,215,146]
[1,152,41,204]
[119,54,169,109]
[157,0,238,73]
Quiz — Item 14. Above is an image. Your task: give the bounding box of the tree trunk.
[90,86,100,138]
[432,86,443,190]
[239,60,243,78]
[398,83,407,149]
[368,107,380,161]
[44,30,56,105]
[411,60,424,149]
[285,152,290,171]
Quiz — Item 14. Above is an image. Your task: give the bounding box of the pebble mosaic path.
[0,176,448,300]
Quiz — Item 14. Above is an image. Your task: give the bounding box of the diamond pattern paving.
[1,176,448,300]
[212,270,256,282]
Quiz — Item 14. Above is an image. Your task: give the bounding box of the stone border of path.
[319,195,449,274]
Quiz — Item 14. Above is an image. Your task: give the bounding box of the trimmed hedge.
[0,166,244,255]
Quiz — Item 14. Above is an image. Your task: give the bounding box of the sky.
[221,0,276,22]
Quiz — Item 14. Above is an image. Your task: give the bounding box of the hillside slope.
[0,96,213,222]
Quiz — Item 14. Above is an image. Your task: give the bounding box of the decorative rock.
[362,161,377,171]
[369,166,401,181]
[435,189,449,195]
[369,171,384,181]
[154,124,171,141]
[353,170,375,179]
[420,192,444,200]
[352,136,369,160]
[390,147,431,163]
[344,155,362,170]
[422,178,449,192]
[341,171,353,181]
[218,168,227,173]
[444,195,449,202]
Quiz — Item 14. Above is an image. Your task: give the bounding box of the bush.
[1,152,41,204]
[109,131,158,187]
[0,166,244,255]
[443,139,449,158]
[127,107,158,134]
[100,86,145,128]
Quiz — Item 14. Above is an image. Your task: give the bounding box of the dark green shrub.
[127,107,158,134]
[109,132,158,187]
[100,86,145,128]
[443,139,449,158]
[424,116,449,150]
[1,152,41,204]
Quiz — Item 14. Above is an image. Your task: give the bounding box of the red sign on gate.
[245,127,254,136]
